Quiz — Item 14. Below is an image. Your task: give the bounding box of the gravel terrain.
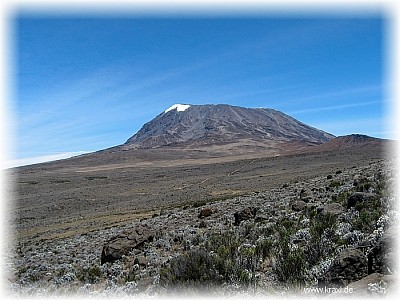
[6,153,397,297]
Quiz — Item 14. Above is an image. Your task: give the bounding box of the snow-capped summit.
[164,104,191,113]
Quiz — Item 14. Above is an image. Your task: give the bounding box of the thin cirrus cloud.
[288,100,382,115]
[3,151,89,169]
[16,63,206,158]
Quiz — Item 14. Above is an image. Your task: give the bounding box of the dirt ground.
[9,143,389,243]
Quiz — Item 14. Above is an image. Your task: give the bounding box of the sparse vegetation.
[161,229,262,291]
[85,176,108,181]
[274,226,307,284]
[329,180,342,188]
[13,156,394,297]
[75,265,102,284]
[160,249,219,289]
[332,191,351,206]
[306,212,338,265]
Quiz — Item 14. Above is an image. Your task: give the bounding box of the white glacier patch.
[164,104,191,113]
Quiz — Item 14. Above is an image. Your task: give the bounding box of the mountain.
[124,104,334,149]
[312,134,388,151]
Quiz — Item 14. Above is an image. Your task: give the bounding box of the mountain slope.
[125,104,334,149]
[311,134,389,151]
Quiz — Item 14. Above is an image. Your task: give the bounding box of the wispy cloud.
[288,100,382,115]
[16,62,201,157]
[3,151,88,169]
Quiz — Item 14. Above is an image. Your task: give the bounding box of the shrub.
[332,191,351,206]
[356,182,372,192]
[353,208,382,233]
[329,180,342,188]
[161,230,260,291]
[273,229,307,284]
[306,212,337,266]
[160,249,219,289]
[275,247,307,284]
[76,265,102,284]
[275,218,297,236]
[255,238,273,260]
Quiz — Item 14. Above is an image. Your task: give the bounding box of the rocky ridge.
[8,158,397,297]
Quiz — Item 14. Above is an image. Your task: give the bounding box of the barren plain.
[12,143,387,243]
[6,141,398,296]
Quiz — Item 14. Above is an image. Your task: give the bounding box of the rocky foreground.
[6,158,398,297]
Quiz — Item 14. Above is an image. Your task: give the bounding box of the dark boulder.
[299,188,312,202]
[234,207,257,226]
[198,208,213,218]
[319,203,345,216]
[292,200,307,212]
[323,248,367,287]
[101,225,154,264]
[346,192,378,209]
[367,226,396,274]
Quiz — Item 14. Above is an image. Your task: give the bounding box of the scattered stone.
[320,203,345,216]
[10,160,395,297]
[292,200,306,212]
[134,255,148,267]
[198,208,213,218]
[300,189,312,202]
[234,207,258,226]
[367,226,396,274]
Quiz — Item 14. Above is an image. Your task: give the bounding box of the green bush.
[329,180,342,188]
[161,230,260,291]
[273,229,307,284]
[356,182,372,192]
[255,238,273,260]
[332,191,351,206]
[160,249,219,289]
[306,212,337,265]
[353,208,382,233]
[76,265,102,284]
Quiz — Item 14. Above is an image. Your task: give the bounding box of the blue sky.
[13,14,389,164]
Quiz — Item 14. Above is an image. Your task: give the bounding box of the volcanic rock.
[324,248,368,287]
[234,207,258,226]
[320,203,345,216]
[198,208,213,218]
[367,226,396,274]
[346,192,378,209]
[101,225,154,264]
[292,200,307,212]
